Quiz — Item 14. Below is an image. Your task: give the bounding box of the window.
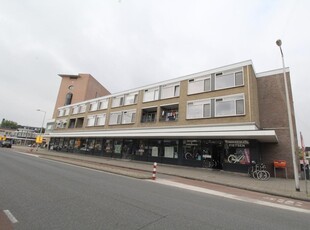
[235,72,243,86]
[143,87,159,102]
[174,85,180,97]
[187,99,211,119]
[86,115,95,126]
[69,119,76,128]
[72,106,79,114]
[112,96,124,108]
[124,92,138,105]
[215,71,243,90]
[236,99,245,114]
[96,114,106,126]
[109,112,122,125]
[163,140,178,158]
[89,102,98,111]
[76,118,84,128]
[65,92,73,106]
[58,109,64,117]
[215,94,245,117]
[64,108,70,116]
[98,99,108,110]
[122,110,136,124]
[161,83,180,99]
[188,77,211,94]
[79,104,86,113]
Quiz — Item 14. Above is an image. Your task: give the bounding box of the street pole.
[36,109,46,151]
[276,39,300,192]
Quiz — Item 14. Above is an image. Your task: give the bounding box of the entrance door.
[211,144,223,169]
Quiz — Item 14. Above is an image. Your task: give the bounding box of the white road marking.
[154,179,310,214]
[3,210,18,224]
[15,151,39,157]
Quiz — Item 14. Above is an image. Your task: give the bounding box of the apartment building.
[46,60,299,178]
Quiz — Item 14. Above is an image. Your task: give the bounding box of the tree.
[0,119,18,129]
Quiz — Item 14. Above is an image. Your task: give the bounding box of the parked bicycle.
[202,158,218,168]
[248,162,270,180]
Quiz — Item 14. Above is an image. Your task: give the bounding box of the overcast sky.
[0,0,309,145]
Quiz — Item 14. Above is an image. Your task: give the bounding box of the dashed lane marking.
[3,210,18,224]
[153,179,310,214]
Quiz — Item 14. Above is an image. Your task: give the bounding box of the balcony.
[141,108,157,123]
[159,104,179,122]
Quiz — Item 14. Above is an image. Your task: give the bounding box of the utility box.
[274,160,287,178]
[274,160,287,168]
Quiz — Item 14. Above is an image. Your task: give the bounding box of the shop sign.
[225,140,249,147]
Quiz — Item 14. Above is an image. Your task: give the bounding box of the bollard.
[152,162,157,180]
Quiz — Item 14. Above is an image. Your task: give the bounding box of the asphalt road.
[0,149,309,230]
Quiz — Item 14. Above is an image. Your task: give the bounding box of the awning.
[45,124,278,143]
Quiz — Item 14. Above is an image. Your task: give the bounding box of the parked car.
[0,140,12,148]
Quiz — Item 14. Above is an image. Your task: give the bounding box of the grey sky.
[0,0,309,145]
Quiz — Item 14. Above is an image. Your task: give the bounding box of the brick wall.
[257,72,299,178]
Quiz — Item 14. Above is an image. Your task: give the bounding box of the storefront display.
[49,137,256,173]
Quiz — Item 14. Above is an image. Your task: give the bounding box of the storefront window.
[163,140,178,158]
[134,140,147,156]
[74,138,81,151]
[80,138,88,152]
[103,139,113,154]
[122,139,133,158]
[224,140,250,165]
[69,138,75,151]
[201,140,212,160]
[59,138,64,149]
[49,138,55,149]
[113,139,122,156]
[54,138,60,150]
[62,138,69,151]
[148,140,162,157]
[183,140,202,160]
[88,139,96,152]
[94,139,102,153]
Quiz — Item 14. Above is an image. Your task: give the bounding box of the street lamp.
[36,109,46,148]
[276,39,300,192]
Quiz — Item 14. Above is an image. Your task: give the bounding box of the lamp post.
[36,109,46,149]
[276,39,300,192]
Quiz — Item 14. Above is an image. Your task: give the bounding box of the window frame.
[109,112,122,125]
[188,76,211,95]
[122,110,136,124]
[112,95,124,108]
[89,101,98,112]
[215,94,245,117]
[79,104,87,113]
[187,99,211,119]
[96,114,106,126]
[72,106,79,115]
[161,82,180,99]
[124,92,138,106]
[143,87,160,102]
[86,115,96,127]
[215,70,244,90]
[98,99,108,110]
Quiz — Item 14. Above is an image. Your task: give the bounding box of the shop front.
[48,136,263,173]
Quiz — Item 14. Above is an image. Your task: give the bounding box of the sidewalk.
[13,146,310,202]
